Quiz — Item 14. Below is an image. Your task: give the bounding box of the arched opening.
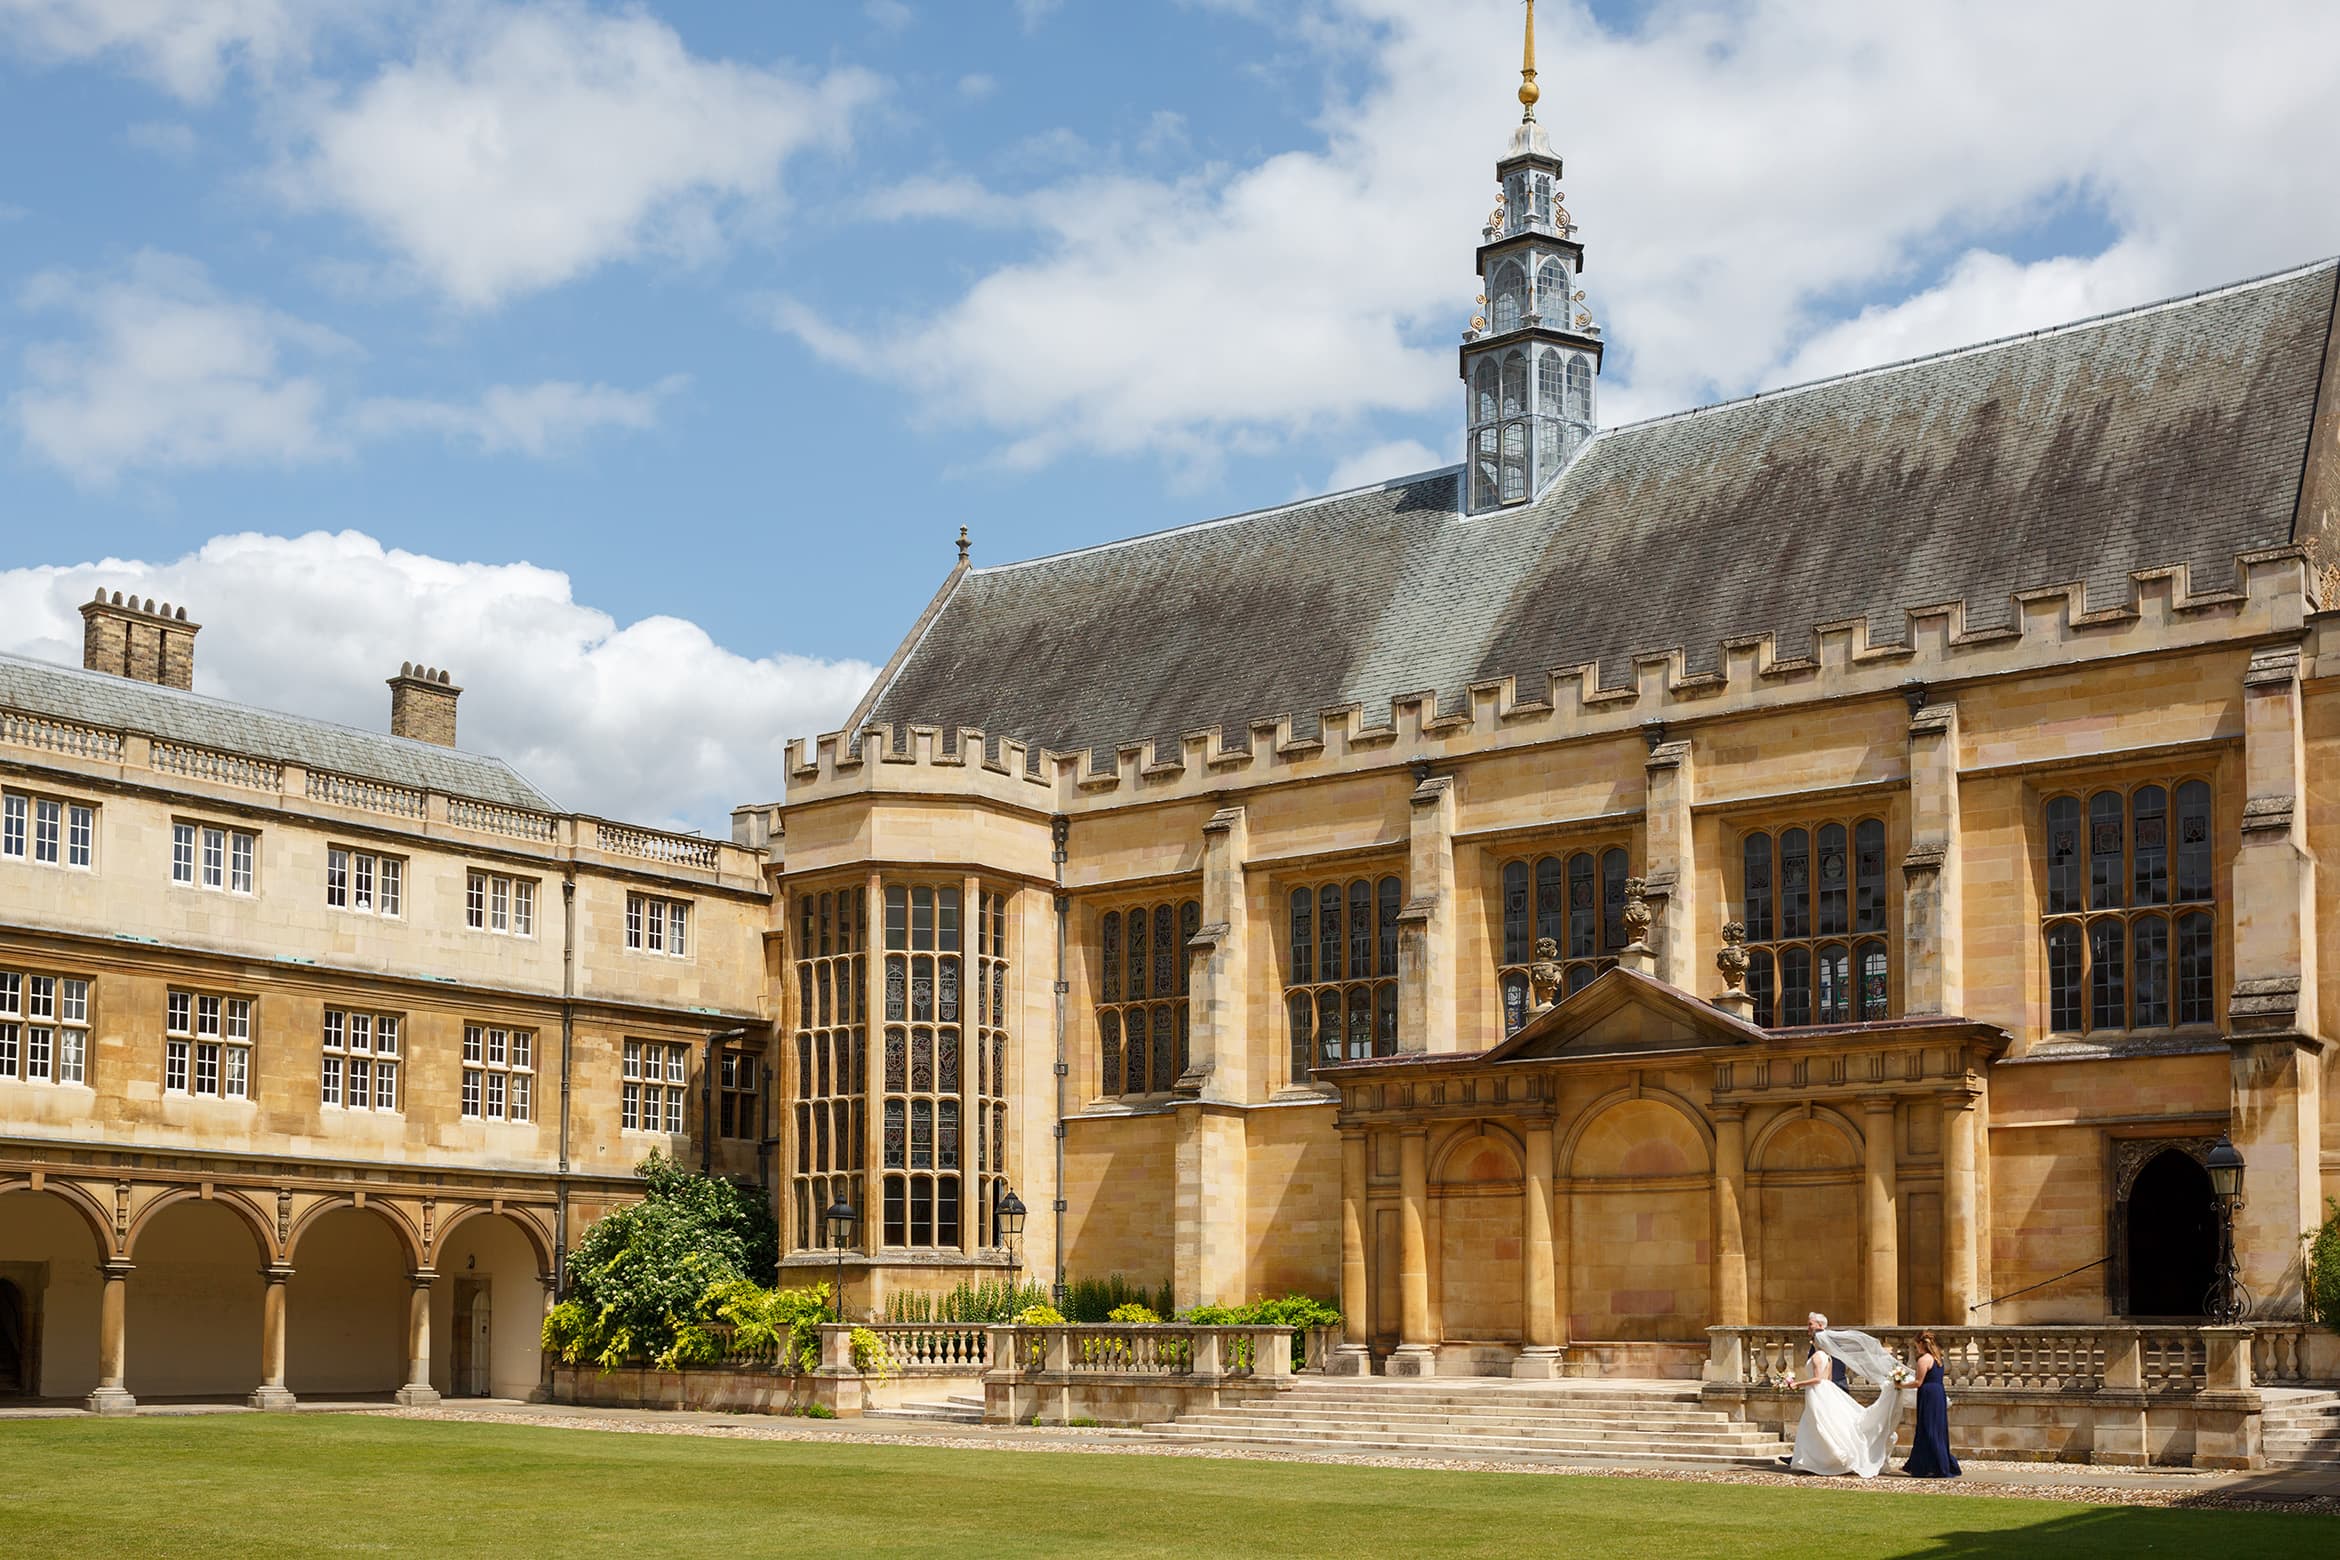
[1753,1117,1863,1326]
[2125,1149,2216,1318]
[128,1197,267,1399]
[432,1211,547,1400]
[0,1188,105,1399]
[1566,1099,1711,1340]
[287,1207,409,1398]
[1433,1134,1523,1342]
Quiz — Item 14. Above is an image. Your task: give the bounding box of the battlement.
[782,546,2310,813]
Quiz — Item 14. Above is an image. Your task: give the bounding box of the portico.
[1321,968,2007,1377]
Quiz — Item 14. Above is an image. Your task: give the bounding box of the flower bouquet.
[1766,1370,1796,1390]
[1888,1365,1917,1388]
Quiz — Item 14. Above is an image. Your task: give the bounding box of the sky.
[3,0,2339,833]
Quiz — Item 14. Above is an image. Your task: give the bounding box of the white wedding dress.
[1787,1329,1907,1478]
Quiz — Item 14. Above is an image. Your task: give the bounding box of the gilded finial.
[1519,0,1540,120]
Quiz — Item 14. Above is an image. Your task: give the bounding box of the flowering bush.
[2311,1199,2340,1333]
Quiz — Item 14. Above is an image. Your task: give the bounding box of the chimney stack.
[79,590,199,690]
[387,662,462,747]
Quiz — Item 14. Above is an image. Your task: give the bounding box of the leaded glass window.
[2041,780,2216,1034]
[1096,896,1201,1100]
[1286,873,1403,1083]
[1739,818,1893,1026]
[1495,845,1632,1034]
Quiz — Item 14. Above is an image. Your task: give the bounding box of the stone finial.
[1527,937,1564,1011]
[1716,920,1749,993]
[957,525,971,564]
[1622,877,1653,946]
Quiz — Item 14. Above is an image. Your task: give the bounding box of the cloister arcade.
[0,1174,554,1410]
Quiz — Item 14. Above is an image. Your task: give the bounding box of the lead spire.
[1519,0,1540,121]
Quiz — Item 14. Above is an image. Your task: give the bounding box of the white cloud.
[0,0,308,100]
[0,532,877,831]
[957,71,996,101]
[1015,0,1064,29]
[276,3,880,309]
[8,252,681,484]
[353,374,687,457]
[10,250,351,482]
[864,0,913,34]
[1324,438,1445,493]
[780,0,2340,471]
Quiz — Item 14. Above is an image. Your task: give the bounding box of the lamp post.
[2203,1135,2247,1323]
[997,1186,1028,1300]
[823,1195,859,1325]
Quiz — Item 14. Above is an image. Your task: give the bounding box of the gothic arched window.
[1738,819,1893,1026]
[1287,873,1402,1081]
[1500,422,1528,503]
[1492,262,1525,334]
[1495,845,1634,1033]
[1095,896,1200,1099]
[1473,359,1499,426]
[2041,779,2216,1034]
[1566,354,1593,420]
[1501,352,1528,419]
[1537,257,1568,321]
[1537,347,1566,417]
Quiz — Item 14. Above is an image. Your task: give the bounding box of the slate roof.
[0,650,558,810]
[865,260,2340,768]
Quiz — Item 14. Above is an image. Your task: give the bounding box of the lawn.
[0,1416,2326,1559]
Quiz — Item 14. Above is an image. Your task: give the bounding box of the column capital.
[408,1268,440,1289]
[1397,1122,1431,1141]
[1710,1101,1748,1124]
[98,1259,135,1280]
[261,1263,296,1283]
[1859,1094,1899,1116]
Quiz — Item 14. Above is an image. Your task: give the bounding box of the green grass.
[0,1416,2324,1559]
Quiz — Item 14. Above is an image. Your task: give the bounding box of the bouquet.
[1888,1365,1916,1388]
[1766,1370,1796,1390]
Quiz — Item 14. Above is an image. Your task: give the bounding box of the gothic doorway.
[0,1279,27,1396]
[2123,1149,2217,1318]
[451,1278,492,1398]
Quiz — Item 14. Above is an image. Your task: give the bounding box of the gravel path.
[362,1406,2340,1516]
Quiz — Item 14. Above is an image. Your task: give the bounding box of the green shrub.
[2311,1199,2340,1332]
[1184,1293,1344,1368]
[850,1326,902,1380]
[1015,1302,1066,1326]
[1062,1274,1173,1322]
[1105,1303,1159,1325]
[885,1277,1051,1324]
[1066,1416,1099,1428]
[791,1402,837,1420]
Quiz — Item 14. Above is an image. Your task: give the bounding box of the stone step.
[1146,1425,1789,1467]
[864,1400,984,1424]
[1150,1424,1786,1456]
[1278,1387,1703,1409]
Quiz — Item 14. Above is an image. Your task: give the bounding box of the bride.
[1785,1313,1908,1477]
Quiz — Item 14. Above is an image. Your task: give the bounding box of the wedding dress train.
[1787,1329,1907,1478]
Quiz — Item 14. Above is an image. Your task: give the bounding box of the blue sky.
[2,0,2338,829]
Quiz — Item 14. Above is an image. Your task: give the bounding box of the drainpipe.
[1050,814,1070,1303]
[555,871,577,1298]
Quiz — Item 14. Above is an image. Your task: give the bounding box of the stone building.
[0,592,770,1408]
[757,23,2340,1377]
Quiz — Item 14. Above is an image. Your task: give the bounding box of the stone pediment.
[1479,967,1766,1064]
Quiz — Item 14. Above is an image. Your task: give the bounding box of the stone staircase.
[2261,1391,2340,1468]
[863,1392,984,1426]
[1143,1378,1794,1466]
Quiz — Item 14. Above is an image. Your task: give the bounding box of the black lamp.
[2204,1136,2245,1201]
[2203,1136,2247,1323]
[823,1195,859,1324]
[997,1186,1028,1296]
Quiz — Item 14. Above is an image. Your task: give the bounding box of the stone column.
[1861,1098,1899,1326]
[1711,1106,1750,1326]
[1173,807,1250,1312]
[1180,805,1249,1099]
[1940,1094,1979,1323]
[1330,1130,1372,1375]
[1514,1121,1561,1378]
[1389,1128,1436,1375]
[249,1264,297,1410]
[85,1260,136,1415]
[394,1270,442,1407]
[1172,1104,1246,1310]
[1901,698,1962,1017]
[1395,776,1457,1054]
[2227,647,2327,1308]
[1641,737,1699,990]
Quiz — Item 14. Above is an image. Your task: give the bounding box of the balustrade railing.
[1714,1324,2255,1396]
[306,768,427,819]
[983,1324,1292,1382]
[448,797,559,841]
[595,820,721,870]
[2251,1324,2315,1385]
[0,709,123,761]
[697,1323,781,1369]
[152,740,281,791]
[864,1323,989,1373]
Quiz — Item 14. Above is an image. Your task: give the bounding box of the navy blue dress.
[1903,1361,1961,1478]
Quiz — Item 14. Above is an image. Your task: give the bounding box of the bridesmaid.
[1902,1329,1961,1478]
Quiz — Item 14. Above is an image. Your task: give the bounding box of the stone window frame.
[1282,868,1405,1087]
[1092,891,1200,1103]
[320,1008,403,1113]
[1492,840,1634,1034]
[466,868,536,938]
[624,891,691,958]
[326,844,403,917]
[172,819,258,896]
[2039,775,2218,1037]
[789,880,867,1254]
[619,1037,683,1133]
[463,1023,535,1123]
[2,788,96,872]
[1733,808,1899,1027]
[0,968,92,1088]
[165,986,253,1100]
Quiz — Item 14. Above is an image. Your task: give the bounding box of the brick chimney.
[79,589,199,690]
[387,662,462,747]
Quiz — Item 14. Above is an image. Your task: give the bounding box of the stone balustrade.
[862,1322,989,1372]
[0,698,761,883]
[978,1323,1295,1427]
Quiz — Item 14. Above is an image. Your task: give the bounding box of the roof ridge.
[969,467,1463,576]
[1595,253,2340,440]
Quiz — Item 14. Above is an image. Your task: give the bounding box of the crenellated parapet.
[784,546,2313,813]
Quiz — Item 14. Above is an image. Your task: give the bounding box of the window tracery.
[1495,846,1632,1033]
[1096,896,1199,1100]
[1286,874,1402,1083]
[2041,781,2215,1034]
[1738,818,1892,1026]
